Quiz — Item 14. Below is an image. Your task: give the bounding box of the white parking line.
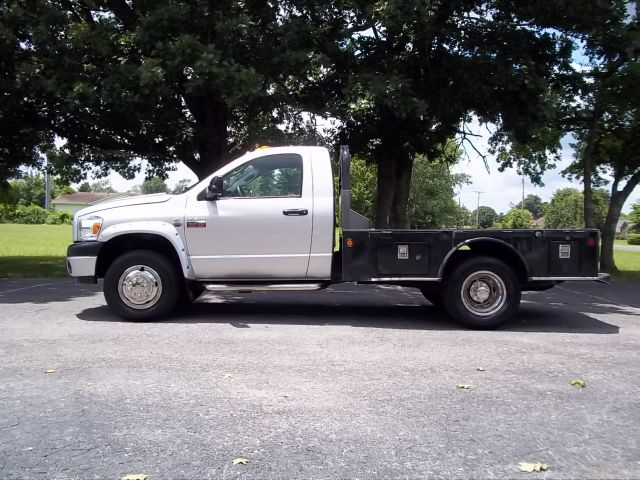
[0,280,72,296]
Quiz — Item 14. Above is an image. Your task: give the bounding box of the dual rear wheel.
[421,256,521,329]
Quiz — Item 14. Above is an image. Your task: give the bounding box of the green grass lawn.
[0,224,71,277]
[1,223,639,280]
[612,250,640,281]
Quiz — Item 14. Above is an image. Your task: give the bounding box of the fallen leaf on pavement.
[570,379,587,388]
[455,384,471,389]
[233,458,249,465]
[518,462,549,473]
[476,367,486,371]
[121,474,148,480]
[44,369,56,374]
[222,374,234,379]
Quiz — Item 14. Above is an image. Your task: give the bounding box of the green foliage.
[1,1,336,182]
[408,155,471,228]
[628,234,640,245]
[45,209,73,225]
[86,179,116,193]
[515,194,545,218]
[544,188,584,229]
[141,177,168,194]
[500,209,533,229]
[2,173,75,207]
[544,188,610,230]
[350,151,470,228]
[629,202,640,233]
[2,0,616,229]
[350,157,377,220]
[471,206,499,229]
[5,204,48,224]
[9,173,46,206]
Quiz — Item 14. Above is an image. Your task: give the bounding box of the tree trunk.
[375,148,413,228]
[183,91,230,180]
[375,152,394,227]
[599,192,623,273]
[582,106,601,229]
[599,170,640,273]
[390,153,412,228]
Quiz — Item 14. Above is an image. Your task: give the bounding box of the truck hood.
[75,193,173,217]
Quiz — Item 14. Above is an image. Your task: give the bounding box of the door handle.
[283,208,308,216]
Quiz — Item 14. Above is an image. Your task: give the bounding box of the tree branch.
[104,0,137,28]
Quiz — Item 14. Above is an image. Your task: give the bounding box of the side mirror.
[197,176,224,201]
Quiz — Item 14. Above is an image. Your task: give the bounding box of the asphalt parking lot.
[1,279,639,479]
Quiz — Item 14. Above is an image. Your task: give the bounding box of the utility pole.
[44,156,50,210]
[474,190,483,228]
[521,177,525,213]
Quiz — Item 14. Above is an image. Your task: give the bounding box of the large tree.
[0,0,335,182]
[490,1,637,272]
[1,0,624,233]
[471,206,499,229]
[515,194,545,219]
[332,1,615,227]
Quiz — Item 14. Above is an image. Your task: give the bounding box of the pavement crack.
[0,422,20,429]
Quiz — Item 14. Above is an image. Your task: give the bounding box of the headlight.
[78,216,103,241]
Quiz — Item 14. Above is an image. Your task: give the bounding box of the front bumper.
[66,242,103,280]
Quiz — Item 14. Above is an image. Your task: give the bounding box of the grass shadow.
[0,256,67,278]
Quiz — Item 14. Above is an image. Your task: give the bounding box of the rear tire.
[104,250,180,321]
[442,256,520,329]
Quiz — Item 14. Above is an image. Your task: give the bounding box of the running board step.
[204,283,325,293]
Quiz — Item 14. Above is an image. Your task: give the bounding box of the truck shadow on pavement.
[77,292,623,334]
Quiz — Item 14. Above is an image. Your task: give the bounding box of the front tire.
[104,250,180,321]
[442,256,520,329]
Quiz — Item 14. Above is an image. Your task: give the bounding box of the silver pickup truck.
[67,146,607,328]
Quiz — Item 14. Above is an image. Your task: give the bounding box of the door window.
[222,154,303,198]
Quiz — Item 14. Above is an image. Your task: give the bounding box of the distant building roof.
[532,216,545,227]
[52,192,130,205]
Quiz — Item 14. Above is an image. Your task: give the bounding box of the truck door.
[184,152,313,279]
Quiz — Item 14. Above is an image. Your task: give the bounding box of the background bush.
[0,204,73,225]
[45,209,73,225]
[628,234,640,246]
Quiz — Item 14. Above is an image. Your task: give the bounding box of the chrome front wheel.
[104,250,179,321]
[118,265,163,309]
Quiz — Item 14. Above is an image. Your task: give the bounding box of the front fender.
[99,221,195,279]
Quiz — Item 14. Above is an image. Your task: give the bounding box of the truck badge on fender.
[186,218,207,228]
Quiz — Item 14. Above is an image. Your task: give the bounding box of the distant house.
[532,217,545,228]
[617,219,635,236]
[51,192,131,214]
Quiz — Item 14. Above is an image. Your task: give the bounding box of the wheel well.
[441,240,528,284]
[96,234,184,279]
